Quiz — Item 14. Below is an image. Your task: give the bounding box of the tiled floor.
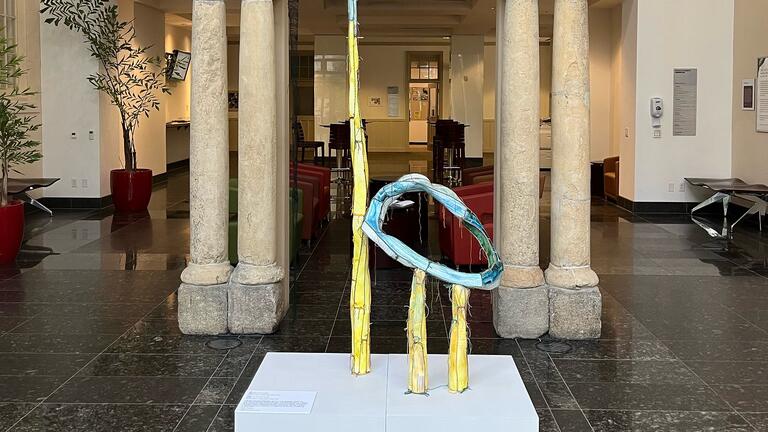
[2,161,768,431]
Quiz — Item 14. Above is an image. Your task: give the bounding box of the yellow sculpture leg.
[448,284,470,393]
[348,14,371,375]
[407,270,428,394]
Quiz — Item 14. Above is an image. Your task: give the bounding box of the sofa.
[603,156,620,201]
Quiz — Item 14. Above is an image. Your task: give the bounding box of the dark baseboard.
[39,196,114,210]
[39,169,172,210]
[617,196,731,216]
[464,158,485,169]
[167,159,190,172]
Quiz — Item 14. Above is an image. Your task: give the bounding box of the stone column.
[179,0,232,335]
[493,0,548,339]
[546,0,602,339]
[230,0,286,334]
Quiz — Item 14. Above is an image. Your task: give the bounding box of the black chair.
[295,122,325,166]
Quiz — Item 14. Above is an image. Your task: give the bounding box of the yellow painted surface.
[448,285,469,393]
[348,17,372,376]
[407,270,428,394]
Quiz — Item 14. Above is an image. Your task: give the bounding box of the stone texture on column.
[493,0,548,339]
[546,0,601,339]
[179,0,232,335]
[230,0,286,334]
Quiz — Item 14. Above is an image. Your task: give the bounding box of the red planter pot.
[0,200,25,264]
[111,169,153,213]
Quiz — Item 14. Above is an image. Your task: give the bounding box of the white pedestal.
[235,353,389,432]
[387,354,538,431]
[235,353,537,432]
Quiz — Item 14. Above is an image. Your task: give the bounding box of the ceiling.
[141,0,620,39]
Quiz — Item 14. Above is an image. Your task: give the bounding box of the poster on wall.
[673,68,698,136]
[757,57,768,133]
[743,79,755,111]
[387,86,399,118]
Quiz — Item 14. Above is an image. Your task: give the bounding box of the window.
[0,0,16,88]
[0,0,16,45]
[410,60,439,81]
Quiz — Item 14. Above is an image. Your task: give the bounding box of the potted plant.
[41,0,169,212]
[0,34,42,264]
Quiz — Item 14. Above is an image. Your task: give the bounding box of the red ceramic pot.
[111,168,153,212]
[0,200,24,264]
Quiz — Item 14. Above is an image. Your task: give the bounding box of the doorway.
[407,53,441,145]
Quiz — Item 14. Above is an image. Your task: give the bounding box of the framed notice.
[743,79,755,110]
[757,57,768,132]
[673,68,698,137]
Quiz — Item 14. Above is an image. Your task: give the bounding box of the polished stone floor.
[2,163,768,431]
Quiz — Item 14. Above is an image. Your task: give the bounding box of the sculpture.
[362,174,503,394]
[345,0,503,394]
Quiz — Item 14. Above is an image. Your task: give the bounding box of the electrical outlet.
[70,132,77,140]
[81,179,88,189]
[653,129,662,138]
[668,183,675,193]
[89,130,95,141]
[679,182,686,193]
[71,179,77,188]
[624,127,630,138]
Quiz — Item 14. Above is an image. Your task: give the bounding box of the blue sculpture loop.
[362,174,503,290]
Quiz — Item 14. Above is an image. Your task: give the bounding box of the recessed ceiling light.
[442,36,451,40]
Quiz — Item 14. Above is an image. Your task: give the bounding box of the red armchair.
[438,183,494,266]
[463,166,494,186]
[292,163,331,221]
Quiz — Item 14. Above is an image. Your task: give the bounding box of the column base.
[493,285,549,339]
[548,286,602,340]
[178,283,229,335]
[180,262,233,286]
[228,281,287,334]
[544,264,599,289]
[231,261,284,286]
[501,265,545,289]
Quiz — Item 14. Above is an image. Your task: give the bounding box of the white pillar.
[179,0,232,335]
[229,0,286,334]
[546,0,601,339]
[493,0,549,339]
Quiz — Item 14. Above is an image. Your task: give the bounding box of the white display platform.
[235,353,389,432]
[235,353,537,432]
[387,354,538,431]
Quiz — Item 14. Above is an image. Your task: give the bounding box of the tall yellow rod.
[348,0,371,375]
[448,284,470,393]
[407,269,428,394]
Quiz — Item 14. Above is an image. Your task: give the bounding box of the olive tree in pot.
[0,34,41,264]
[41,0,169,212]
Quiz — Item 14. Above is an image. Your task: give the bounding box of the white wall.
[450,35,484,158]
[617,0,637,200]
[731,0,768,185]
[589,8,614,162]
[40,11,104,198]
[632,0,734,202]
[132,3,167,176]
[165,23,193,164]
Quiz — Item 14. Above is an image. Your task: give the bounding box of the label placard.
[240,391,317,415]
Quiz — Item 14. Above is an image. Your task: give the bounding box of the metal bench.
[686,177,768,233]
[8,178,60,216]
